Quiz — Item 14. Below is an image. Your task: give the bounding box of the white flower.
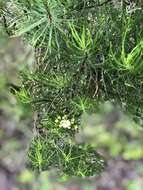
[59,119,71,129]
[71,118,75,124]
[55,119,59,123]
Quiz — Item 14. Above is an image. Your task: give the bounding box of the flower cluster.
[55,115,78,130]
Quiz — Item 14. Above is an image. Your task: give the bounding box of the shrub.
[1,0,143,177]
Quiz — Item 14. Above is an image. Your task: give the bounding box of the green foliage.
[28,135,106,177]
[2,0,143,178]
[10,85,31,103]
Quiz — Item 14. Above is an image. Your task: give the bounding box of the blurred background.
[0,27,143,190]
